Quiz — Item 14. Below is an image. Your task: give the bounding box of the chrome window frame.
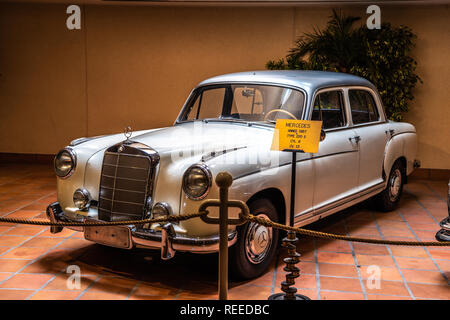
[345,86,387,127]
[309,86,350,133]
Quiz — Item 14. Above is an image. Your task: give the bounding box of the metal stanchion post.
[198,172,264,300]
[216,173,232,300]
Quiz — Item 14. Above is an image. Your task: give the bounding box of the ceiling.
[2,0,450,6]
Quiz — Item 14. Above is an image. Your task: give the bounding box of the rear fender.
[383,132,417,177]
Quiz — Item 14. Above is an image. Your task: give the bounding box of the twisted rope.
[0,210,448,246]
[0,211,207,227]
[245,214,450,246]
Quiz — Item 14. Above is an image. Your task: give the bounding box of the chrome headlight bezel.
[152,202,173,219]
[73,188,91,210]
[54,148,77,179]
[182,163,212,201]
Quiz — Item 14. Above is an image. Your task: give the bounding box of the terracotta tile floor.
[0,163,449,300]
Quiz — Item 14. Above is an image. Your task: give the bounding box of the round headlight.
[182,164,212,200]
[54,148,76,178]
[73,188,90,210]
[152,202,173,219]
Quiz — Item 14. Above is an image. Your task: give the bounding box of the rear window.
[349,90,379,125]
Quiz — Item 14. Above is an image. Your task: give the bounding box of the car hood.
[70,121,282,218]
[131,121,275,159]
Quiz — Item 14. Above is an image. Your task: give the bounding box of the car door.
[347,88,389,191]
[296,88,359,223]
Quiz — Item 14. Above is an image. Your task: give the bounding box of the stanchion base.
[268,293,311,300]
[435,229,450,242]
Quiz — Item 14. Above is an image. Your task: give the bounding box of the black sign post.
[289,151,297,228]
[268,150,310,300]
[268,119,323,300]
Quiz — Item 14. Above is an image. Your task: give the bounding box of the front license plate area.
[85,225,132,249]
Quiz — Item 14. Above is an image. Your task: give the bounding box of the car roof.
[197,70,376,95]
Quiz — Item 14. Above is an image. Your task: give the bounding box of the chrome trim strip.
[233,149,358,181]
[100,174,147,182]
[99,197,145,206]
[296,186,384,227]
[201,146,247,163]
[100,186,146,194]
[104,151,151,159]
[390,131,417,139]
[107,211,144,217]
[132,229,238,253]
[103,163,149,170]
[69,135,105,147]
[315,183,385,215]
[294,181,385,223]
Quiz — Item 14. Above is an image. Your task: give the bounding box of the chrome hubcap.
[389,168,402,201]
[244,214,273,264]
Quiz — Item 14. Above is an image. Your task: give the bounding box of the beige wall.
[0,3,449,169]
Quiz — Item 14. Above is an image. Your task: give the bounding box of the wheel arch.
[383,155,407,184]
[246,188,286,226]
[396,156,408,183]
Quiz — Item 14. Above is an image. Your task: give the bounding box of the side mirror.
[320,129,326,142]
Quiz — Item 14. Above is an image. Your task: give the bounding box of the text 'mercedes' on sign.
[271,119,323,153]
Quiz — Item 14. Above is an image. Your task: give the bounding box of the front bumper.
[46,202,237,259]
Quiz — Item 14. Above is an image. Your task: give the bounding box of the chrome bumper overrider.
[46,202,237,259]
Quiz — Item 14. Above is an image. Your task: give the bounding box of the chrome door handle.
[349,136,361,143]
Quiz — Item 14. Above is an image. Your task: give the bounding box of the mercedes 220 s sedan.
[48,71,420,279]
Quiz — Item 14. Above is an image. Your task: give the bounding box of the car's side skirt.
[294,181,385,227]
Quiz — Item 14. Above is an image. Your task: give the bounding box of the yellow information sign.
[271,119,323,153]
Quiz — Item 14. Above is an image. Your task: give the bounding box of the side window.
[187,94,201,120]
[349,90,379,125]
[311,90,346,129]
[187,88,225,120]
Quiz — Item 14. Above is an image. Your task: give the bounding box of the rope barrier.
[0,211,207,227]
[245,214,450,247]
[0,210,448,246]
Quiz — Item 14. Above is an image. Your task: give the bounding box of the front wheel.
[230,198,279,280]
[374,160,405,212]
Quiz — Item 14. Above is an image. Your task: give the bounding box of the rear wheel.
[374,160,405,212]
[230,198,279,280]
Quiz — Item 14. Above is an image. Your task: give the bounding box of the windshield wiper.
[199,118,275,129]
[202,118,248,124]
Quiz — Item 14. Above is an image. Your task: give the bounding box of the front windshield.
[179,84,305,123]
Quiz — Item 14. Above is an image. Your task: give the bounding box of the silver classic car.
[48,71,419,279]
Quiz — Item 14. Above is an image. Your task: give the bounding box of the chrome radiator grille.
[98,143,158,222]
